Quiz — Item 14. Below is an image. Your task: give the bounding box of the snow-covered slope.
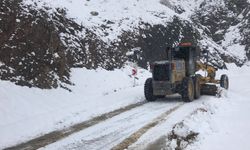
[24,0,177,41]
[1,1,250,149]
[1,0,250,88]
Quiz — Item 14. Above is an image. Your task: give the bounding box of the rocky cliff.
[0,0,249,89]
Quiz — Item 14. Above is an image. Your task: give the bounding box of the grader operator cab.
[144,43,229,102]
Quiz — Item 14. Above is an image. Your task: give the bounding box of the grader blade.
[200,84,218,96]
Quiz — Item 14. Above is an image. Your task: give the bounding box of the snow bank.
[126,63,250,150]
[0,64,150,149]
[188,64,250,150]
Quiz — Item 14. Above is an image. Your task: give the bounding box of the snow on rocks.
[222,24,247,61]
[165,107,213,150]
[22,0,176,42]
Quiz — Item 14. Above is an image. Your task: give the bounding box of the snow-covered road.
[42,101,182,150]
[42,64,250,150]
[0,66,150,149]
[40,96,213,150]
[2,64,250,150]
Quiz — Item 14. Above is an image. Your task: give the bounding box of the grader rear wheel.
[193,75,201,99]
[182,77,194,102]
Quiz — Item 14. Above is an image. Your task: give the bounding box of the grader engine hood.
[152,62,171,81]
[152,62,173,96]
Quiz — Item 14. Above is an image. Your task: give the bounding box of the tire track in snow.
[4,101,147,150]
[111,104,184,150]
[43,99,183,150]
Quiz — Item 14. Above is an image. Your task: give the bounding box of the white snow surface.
[0,64,150,149]
[222,25,247,60]
[129,63,250,150]
[0,61,250,150]
[1,63,250,150]
[193,64,250,150]
[23,0,176,42]
[1,0,250,149]
[42,62,250,150]
[20,0,248,62]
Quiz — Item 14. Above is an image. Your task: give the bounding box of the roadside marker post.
[132,68,137,87]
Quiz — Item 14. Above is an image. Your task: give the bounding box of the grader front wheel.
[220,74,229,90]
[144,78,157,101]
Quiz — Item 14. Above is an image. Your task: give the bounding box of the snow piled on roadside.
[177,63,250,150]
[127,63,250,150]
[166,106,213,150]
[0,64,150,149]
[167,63,250,150]
[192,64,250,150]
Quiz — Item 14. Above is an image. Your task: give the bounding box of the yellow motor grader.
[196,60,229,96]
[144,42,229,102]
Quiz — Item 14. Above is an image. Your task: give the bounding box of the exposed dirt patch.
[165,122,199,150]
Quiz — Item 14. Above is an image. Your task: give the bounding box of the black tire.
[157,96,165,99]
[220,74,229,90]
[193,75,201,99]
[182,77,194,102]
[144,78,156,101]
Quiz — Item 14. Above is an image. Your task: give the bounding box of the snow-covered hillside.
[1,0,250,150]
[1,0,250,88]
[27,0,249,64]
[23,0,176,41]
